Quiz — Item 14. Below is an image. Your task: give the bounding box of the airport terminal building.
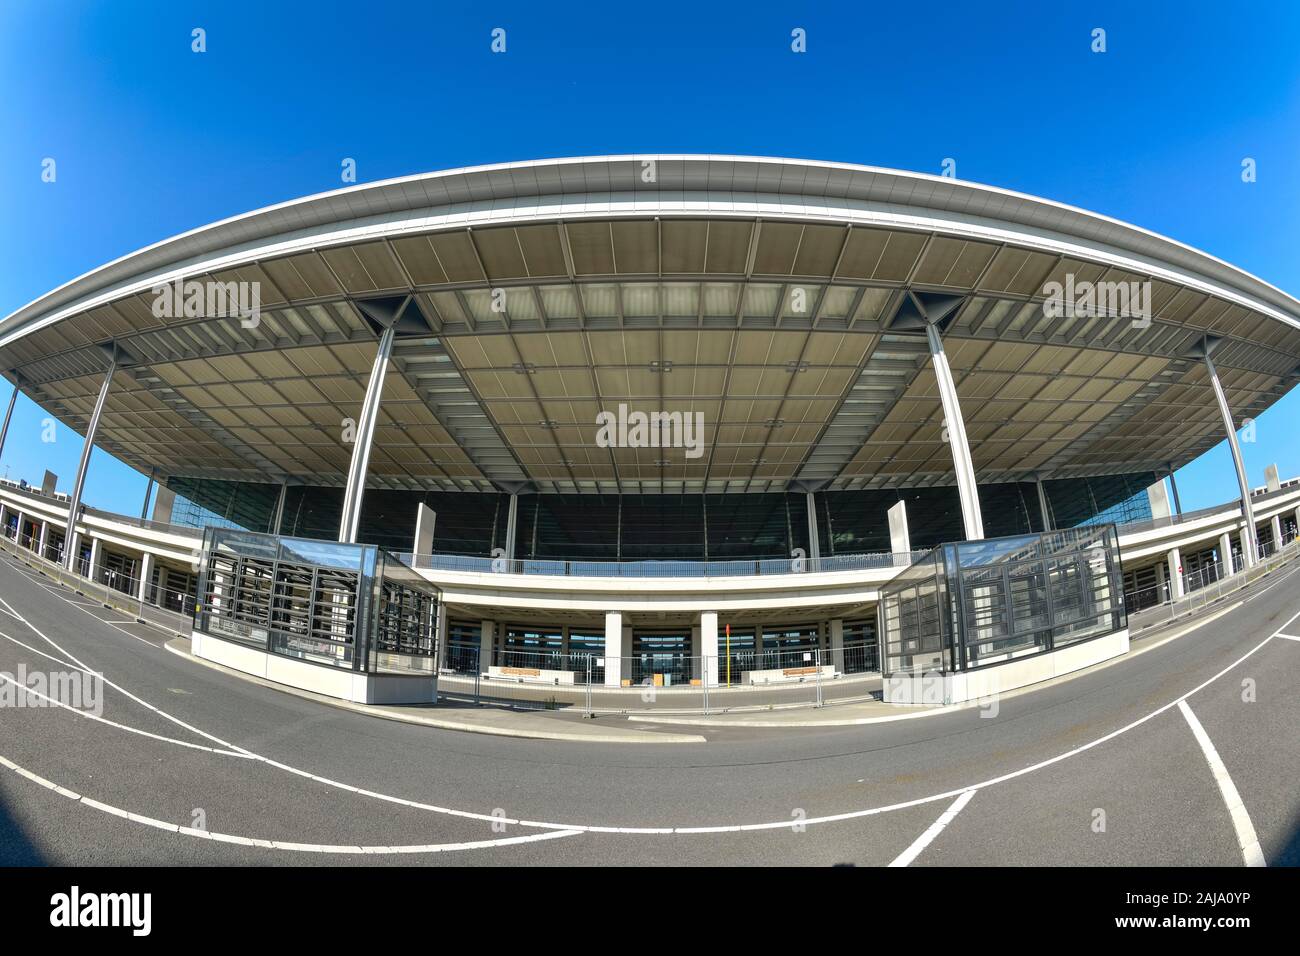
[2,156,1299,702]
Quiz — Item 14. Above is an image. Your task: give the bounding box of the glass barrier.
[880,525,1126,678]
[195,528,440,676]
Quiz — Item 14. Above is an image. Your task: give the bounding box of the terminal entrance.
[631,629,692,686]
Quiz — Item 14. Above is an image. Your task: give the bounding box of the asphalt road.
[1,549,1297,867]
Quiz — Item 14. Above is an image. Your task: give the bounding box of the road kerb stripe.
[1177,700,1265,867]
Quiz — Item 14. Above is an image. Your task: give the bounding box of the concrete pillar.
[1265,463,1281,493]
[13,511,25,548]
[87,537,102,582]
[413,503,436,568]
[37,521,49,560]
[1219,531,1234,577]
[1202,347,1258,566]
[478,620,495,670]
[1147,478,1172,522]
[700,611,718,686]
[1167,547,1184,600]
[1270,515,1283,556]
[887,499,911,555]
[829,618,846,673]
[138,552,154,603]
[152,485,175,524]
[339,322,397,543]
[603,611,627,687]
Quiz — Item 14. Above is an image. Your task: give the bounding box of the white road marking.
[0,750,581,855]
[1177,700,1266,867]
[2,558,1298,841]
[0,669,250,757]
[1275,633,1300,643]
[888,790,975,867]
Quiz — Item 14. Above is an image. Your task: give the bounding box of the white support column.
[603,611,627,687]
[478,620,495,670]
[63,353,117,569]
[1203,348,1258,566]
[829,618,846,673]
[0,384,17,459]
[887,499,911,555]
[138,552,154,603]
[434,601,449,673]
[1219,531,1234,577]
[87,537,102,582]
[504,493,519,561]
[339,322,398,543]
[925,323,983,540]
[413,503,436,569]
[1036,478,1053,530]
[804,492,820,564]
[1167,468,1183,516]
[1146,478,1173,522]
[37,521,49,560]
[700,611,719,687]
[140,471,155,522]
[271,480,288,534]
[13,511,26,548]
[1267,515,1282,556]
[1167,547,1184,600]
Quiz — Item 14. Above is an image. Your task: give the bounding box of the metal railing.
[0,481,194,538]
[0,526,197,635]
[398,548,929,579]
[1127,529,1300,631]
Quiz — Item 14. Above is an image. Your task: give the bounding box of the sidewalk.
[164,637,706,745]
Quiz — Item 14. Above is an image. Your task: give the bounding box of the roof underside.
[4,217,1298,494]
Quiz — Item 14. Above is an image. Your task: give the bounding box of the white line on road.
[1177,700,1266,867]
[888,790,975,867]
[1275,633,1300,643]
[0,750,581,855]
[3,558,1299,844]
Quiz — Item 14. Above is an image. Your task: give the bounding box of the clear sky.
[1,1,1297,513]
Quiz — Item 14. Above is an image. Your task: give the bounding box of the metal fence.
[1127,529,1300,632]
[0,526,196,635]
[433,645,882,715]
[398,548,929,579]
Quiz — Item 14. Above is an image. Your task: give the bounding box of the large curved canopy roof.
[3,155,1299,494]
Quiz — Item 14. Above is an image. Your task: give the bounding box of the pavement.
[1,546,1298,866]
[165,636,706,745]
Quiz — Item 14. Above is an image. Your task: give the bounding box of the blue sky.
[1,0,1298,513]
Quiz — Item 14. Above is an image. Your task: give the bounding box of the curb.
[162,639,706,745]
[629,599,1246,729]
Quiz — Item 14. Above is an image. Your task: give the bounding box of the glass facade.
[168,471,1156,561]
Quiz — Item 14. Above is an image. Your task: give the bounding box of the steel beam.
[1204,351,1258,566]
[925,322,984,540]
[64,354,117,569]
[338,323,397,543]
[0,384,16,459]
